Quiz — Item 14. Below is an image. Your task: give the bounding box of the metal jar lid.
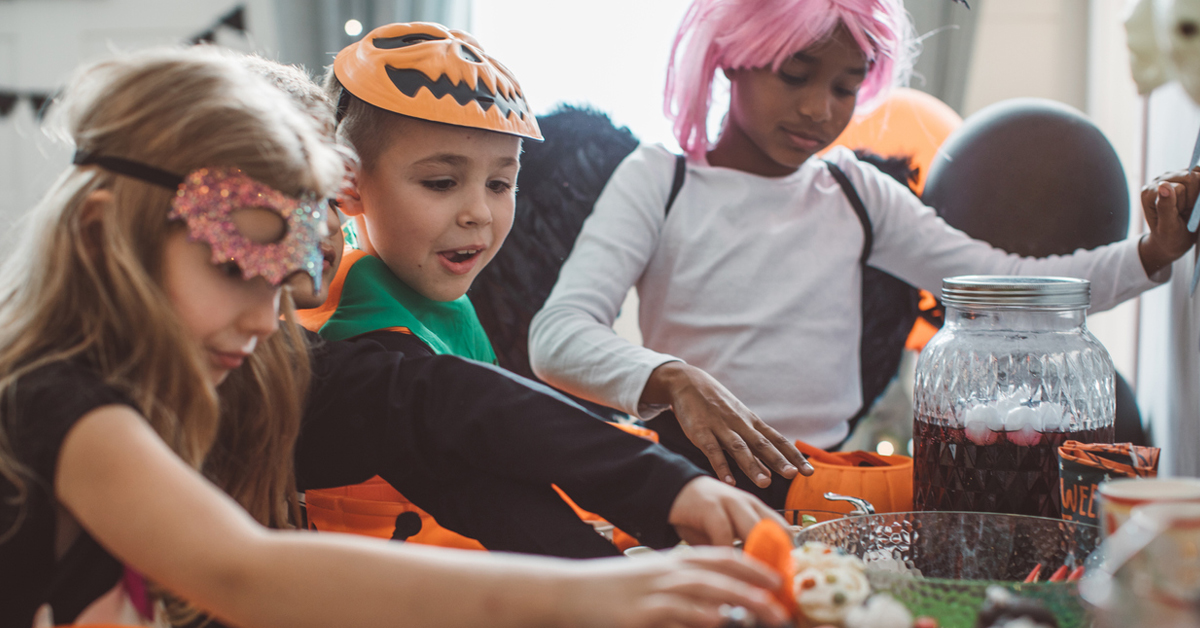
[941,276,1091,310]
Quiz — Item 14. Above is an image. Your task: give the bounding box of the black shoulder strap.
[823,160,872,265]
[664,154,687,217]
[823,159,874,452]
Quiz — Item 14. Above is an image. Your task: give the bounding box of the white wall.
[962,0,1090,115]
[472,0,691,149]
[1084,0,1145,387]
[1137,83,1200,475]
[960,0,1144,382]
[0,0,278,251]
[472,0,697,344]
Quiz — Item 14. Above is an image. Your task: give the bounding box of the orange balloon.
[820,88,962,195]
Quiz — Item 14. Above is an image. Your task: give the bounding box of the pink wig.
[665,0,915,159]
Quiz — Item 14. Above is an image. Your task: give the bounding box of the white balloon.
[1127,0,1171,94]
[1125,0,1200,104]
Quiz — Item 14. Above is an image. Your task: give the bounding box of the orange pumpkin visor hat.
[333,22,542,141]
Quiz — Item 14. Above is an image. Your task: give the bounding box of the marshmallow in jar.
[913,276,1115,518]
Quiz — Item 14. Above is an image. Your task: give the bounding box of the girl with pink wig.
[530,0,1195,507]
[665,0,913,162]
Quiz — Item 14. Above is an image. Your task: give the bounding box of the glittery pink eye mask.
[73,151,327,291]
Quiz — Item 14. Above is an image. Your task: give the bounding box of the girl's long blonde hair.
[0,47,345,541]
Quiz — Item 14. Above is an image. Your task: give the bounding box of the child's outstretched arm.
[1138,167,1200,277]
[641,361,815,488]
[844,149,1191,315]
[531,146,810,490]
[56,404,789,628]
[299,334,787,550]
[668,473,792,545]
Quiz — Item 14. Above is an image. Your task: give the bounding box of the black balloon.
[923,98,1130,257]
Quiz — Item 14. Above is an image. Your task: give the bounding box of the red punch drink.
[912,277,1117,519]
[913,414,1114,518]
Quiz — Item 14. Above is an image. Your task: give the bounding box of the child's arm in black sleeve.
[297,330,705,549]
[351,328,437,357]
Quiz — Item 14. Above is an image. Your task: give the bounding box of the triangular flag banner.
[189,30,216,45]
[2,5,248,123]
[28,93,51,120]
[187,4,246,46]
[0,91,17,117]
[221,6,246,33]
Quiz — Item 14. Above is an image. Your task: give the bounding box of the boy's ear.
[337,168,365,218]
[78,189,115,251]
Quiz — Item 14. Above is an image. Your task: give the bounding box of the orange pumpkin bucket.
[785,441,914,517]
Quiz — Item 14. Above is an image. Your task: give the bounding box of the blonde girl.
[0,48,786,627]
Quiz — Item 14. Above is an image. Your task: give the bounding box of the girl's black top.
[0,331,702,626]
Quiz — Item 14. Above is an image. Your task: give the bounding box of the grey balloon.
[923,98,1130,257]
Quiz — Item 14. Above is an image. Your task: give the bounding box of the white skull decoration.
[1126,0,1200,103]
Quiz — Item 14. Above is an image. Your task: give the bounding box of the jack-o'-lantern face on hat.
[334,22,542,140]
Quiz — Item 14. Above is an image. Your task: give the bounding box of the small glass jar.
[912,276,1115,518]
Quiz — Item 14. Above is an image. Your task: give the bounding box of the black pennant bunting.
[187,4,246,46]
[28,93,52,120]
[0,92,16,117]
[189,29,216,45]
[0,92,51,120]
[220,6,246,33]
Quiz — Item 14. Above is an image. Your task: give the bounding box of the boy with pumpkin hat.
[297,22,781,557]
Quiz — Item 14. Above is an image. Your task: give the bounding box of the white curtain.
[905,0,980,114]
[274,0,472,76]
[1137,83,1200,477]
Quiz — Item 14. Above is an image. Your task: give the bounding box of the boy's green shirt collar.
[317,253,497,364]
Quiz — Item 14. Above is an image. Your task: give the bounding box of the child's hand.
[1139,167,1200,277]
[667,476,789,546]
[557,548,789,628]
[643,362,813,488]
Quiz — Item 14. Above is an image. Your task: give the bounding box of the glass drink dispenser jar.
[912,276,1115,518]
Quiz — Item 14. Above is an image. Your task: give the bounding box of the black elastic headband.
[335,88,352,125]
[73,150,184,190]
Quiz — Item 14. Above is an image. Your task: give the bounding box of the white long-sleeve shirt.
[529,144,1163,447]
